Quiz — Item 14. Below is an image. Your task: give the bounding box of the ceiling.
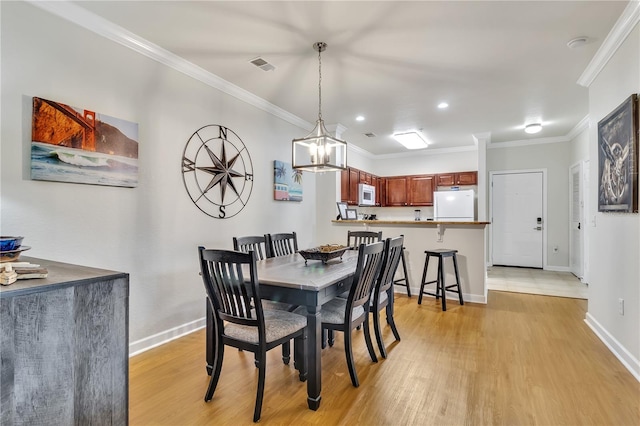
[74,1,628,156]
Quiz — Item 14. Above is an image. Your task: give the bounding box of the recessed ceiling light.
[356,115,365,121]
[392,131,429,149]
[567,36,589,49]
[525,123,542,134]
[437,102,449,109]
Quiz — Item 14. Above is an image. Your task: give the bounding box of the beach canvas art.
[31,97,139,187]
[274,160,303,201]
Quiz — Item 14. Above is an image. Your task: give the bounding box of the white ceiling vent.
[249,57,275,71]
[364,132,377,138]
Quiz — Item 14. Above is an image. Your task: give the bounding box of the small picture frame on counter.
[345,208,358,220]
[336,202,348,220]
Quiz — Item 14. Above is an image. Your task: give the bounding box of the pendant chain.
[318,47,322,121]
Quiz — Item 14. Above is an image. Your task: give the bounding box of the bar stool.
[393,237,412,297]
[418,249,464,311]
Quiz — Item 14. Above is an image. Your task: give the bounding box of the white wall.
[0,2,316,351]
[487,141,571,268]
[585,23,640,379]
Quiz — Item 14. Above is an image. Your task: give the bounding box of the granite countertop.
[332,219,490,225]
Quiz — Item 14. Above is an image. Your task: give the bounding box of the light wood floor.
[129,292,639,425]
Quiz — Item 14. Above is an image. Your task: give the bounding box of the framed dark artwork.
[345,208,358,220]
[598,94,638,213]
[31,97,139,187]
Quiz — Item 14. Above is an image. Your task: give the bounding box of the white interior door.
[492,172,543,268]
[570,163,583,279]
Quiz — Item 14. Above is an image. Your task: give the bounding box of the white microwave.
[358,183,376,206]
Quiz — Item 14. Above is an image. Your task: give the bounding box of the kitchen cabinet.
[359,171,372,185]
[340,167,361,205]
[385,176,409,206]
[437,171,477,186]
[408,175,435,206]
[385,175,435,206]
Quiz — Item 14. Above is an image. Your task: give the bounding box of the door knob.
[578,222,581,229]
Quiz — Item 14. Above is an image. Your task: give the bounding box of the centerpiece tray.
[299,245,348,264]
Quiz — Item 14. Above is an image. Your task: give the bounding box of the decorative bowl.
[0,246,31,263]
[0,236,24,252]
[299,245,348,265]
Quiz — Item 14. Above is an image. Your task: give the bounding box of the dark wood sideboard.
[0,257,129,426]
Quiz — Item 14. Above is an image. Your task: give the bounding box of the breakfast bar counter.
[331,220,490,304]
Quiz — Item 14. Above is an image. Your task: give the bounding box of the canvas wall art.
[274,160,303,201]
[31,97,139,188]
[597,94,638,213]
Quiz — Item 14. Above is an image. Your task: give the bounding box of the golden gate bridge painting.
[31,97,139,188]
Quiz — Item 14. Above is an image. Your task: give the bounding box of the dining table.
[205,249,360,410]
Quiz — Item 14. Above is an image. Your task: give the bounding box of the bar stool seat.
[418,249,464,311]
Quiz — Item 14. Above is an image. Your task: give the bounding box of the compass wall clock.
[181,125,254,219]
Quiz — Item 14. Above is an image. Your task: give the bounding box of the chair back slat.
[233,235,271,259]
[267,232,298,257]
[347,231,382,249]
[376,236,405,296]
[199,247,263,329]
[347,241,385,314]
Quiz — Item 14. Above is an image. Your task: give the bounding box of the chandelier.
[292,42,347,172]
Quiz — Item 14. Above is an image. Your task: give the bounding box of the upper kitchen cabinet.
[385,174,435,206]
[436,171,477,186]
[408,174,435,206]
[341,166,379,205]
[341,167,361,205]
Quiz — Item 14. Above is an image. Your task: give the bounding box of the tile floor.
[487,266,588,299]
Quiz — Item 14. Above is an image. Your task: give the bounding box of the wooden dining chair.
[233,235,272,260]
[267,232,298,257]
[317,241,385,387]
[369,236,404,359]
[347,230,382,249]
[198,247,307,423]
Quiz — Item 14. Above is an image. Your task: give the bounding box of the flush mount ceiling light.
[437,102,449,109]
[525,123,543,134]
[292,42,347,172]
[392,131,429,149]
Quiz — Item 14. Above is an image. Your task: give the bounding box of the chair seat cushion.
[314,298,365,325]
[224,310,306,344]
[370,291,388,307]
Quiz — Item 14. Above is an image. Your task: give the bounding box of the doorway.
[490,170,545,268]
[569,162,584,280]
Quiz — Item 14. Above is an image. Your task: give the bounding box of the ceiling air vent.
[249,57,275,72]
[364,132,377,138]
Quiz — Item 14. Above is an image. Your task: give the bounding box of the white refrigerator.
[433,189,475,221]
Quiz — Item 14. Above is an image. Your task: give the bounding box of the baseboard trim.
[584,312,640,382]
[545,265,571,272]
[129,317,206,357]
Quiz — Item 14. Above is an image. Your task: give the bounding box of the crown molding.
[577,1,640,87]
[487,135,569,150]
[566,115,590,140]
[26,0,314,132]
